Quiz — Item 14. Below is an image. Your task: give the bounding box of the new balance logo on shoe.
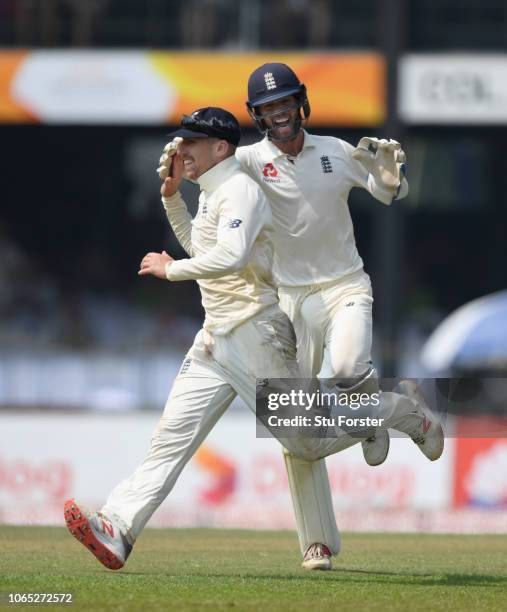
[101,520,114,538]
[64,499,132,571]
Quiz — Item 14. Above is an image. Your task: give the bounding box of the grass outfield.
[0,528,506,611]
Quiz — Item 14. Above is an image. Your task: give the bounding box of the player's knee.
[321,364,380,398]
[283,442,324,462]
[297,448,324,461]
[323,357,365,385]
[334,360,360,381]
[341,368,380,397]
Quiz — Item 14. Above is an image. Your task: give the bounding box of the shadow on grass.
[340,570,507,587]
[118,569,507,588]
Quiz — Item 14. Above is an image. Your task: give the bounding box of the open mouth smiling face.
[258,96,300,140]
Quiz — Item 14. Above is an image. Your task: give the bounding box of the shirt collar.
[197,155,240,194]
[261,129,316,160]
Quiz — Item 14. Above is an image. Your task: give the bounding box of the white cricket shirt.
[236,131,402,287]
[163,156,278,334]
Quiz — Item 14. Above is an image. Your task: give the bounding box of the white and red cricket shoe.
[302,543,333,571]
[396,380,445,461]
[63,499,132,570]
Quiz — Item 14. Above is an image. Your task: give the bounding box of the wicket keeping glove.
[157,137,183,180]
[352,137,407,202]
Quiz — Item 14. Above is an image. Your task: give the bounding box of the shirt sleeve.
[162,192,194,256]
[235,146,250,168]
[166,179,267,282]
[339,139,410,206]
[235,146,257,181]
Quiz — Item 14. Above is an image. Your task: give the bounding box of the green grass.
[0,527,506,611]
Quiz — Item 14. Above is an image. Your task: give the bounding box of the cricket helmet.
[246,63,311,140]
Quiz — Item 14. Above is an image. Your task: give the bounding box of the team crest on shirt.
[320,155,333,173]
[262,162,281,184]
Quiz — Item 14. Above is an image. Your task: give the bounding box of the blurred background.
[1,0,506,531]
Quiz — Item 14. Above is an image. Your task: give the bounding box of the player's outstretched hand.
[352,137,406,194]
[138,250,174,279]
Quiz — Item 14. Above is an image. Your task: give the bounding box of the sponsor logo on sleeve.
[226,218,243,229]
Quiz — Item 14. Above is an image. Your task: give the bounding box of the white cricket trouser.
[102,304,308,544]
[277,271,373,556]
[279,269,374,381]
[278,269,419,556]
[102,289,414,555]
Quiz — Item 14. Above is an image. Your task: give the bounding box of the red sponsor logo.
[262,163,278,178]
[252,455,288,495]
[194,446,236,505]
[251,453,413,507]
[0,456,71,499]
[328,463,414,507]
[453,417,507,508]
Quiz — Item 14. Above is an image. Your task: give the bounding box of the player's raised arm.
[157,139,194,256]
[351,136,408,205]
[167,181,266,281]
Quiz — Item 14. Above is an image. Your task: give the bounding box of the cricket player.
[63,107,306,570]
[234,63,444,569]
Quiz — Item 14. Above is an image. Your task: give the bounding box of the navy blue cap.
[169,107,241,145]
